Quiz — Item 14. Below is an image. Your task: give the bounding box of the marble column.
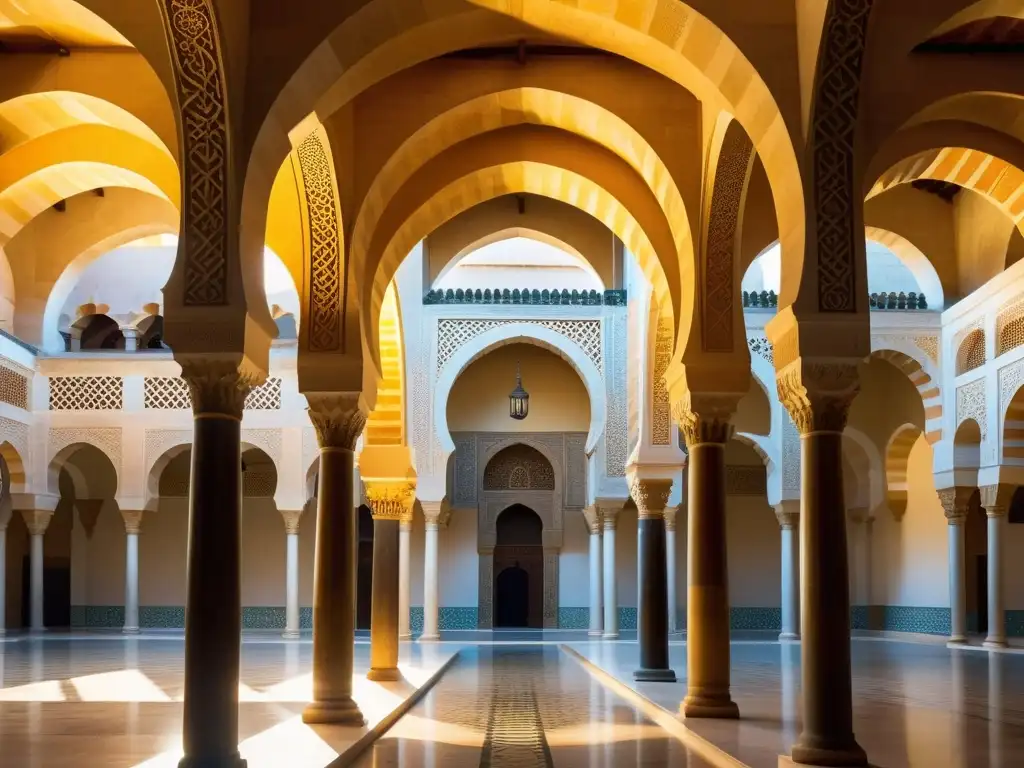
[365,483,413,681]
[303,394,366,725]
[121,510,143,634]
[681,419,737,718]
[280,510,302,639]
[399,515,412,640]
[0,503,9,635]
[980,484,1009,648]
[775,501,799,641]
[177,365,252,768]
[22,510,53,632]
[665,505,679,634]
[631,478,676,682]
[420,501,448,641]
[601,503,620,639]
[937,488,970,643]
[781,371,866,767]
[121,327,140,352]
[583,505,603,636]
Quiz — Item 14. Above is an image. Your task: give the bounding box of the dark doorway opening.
[21,557,71,629]
[976,554,988,635]
[493,504,543,628]
[357,504,373,630]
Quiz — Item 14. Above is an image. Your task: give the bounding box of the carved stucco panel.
[241,428,283,468]
[651,314,672,444]
[0,416,30,475]
[956,377,987,439]
[782,415,800,494]
[564,434,586,508]
[543,550,559,628]
[50,428,123,482]
[453,434,477,507]
[999,358,1024,423]
[606,311,628,476]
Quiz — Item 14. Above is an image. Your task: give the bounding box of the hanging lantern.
[509,361,529,420]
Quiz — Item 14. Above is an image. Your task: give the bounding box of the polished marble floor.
[350,645,714,767]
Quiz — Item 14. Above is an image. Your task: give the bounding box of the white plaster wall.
[438,507,478,607]
[615,504,638,608]
[1006,519,1024,610]
[726,496,781,606]
[558,510,590,608]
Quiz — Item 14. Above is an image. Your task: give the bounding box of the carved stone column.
[420,500,450,640]
[280,509,303,638]
[676,399,737,718]
[178,361,257,768]
[22,510,53,631]
[936,488,971,644]
[665,505,679,634]
[599,501,622,639]
[365,482,414,681]
[775,501,800,641]
[777,362,866,766]
[980,484,1011,648]
[303,393,367,725]
[121,510,143,634]
[399,512,412,640]
[630,477,676,682]
[583,505,603,636]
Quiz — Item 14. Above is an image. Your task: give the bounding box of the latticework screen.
[49,376,122,410]
[956,329,986,376]
[0,364,28,409]
[144,377,191,409]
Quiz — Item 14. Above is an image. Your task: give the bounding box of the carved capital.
[421,499,451,530]
[596,500,623,530]
[979,483,1011,517]
[774,500,799,529]
[582,504,602,534]
[664,505,680,532]
[179,358,261,418]
[305,392,367,450]
[120,509,143,535]
[630,478,672,520]
[776,361,859,434]
[936,487,971,525]
[672,392,738,447]
[365,482,415,521]
[21,509,53,536]
[280,509,303,535]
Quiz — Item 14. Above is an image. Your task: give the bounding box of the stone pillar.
[121,510,143,634]
[600,502,621,639]
[778,364,866,766]
[399,515,412,640]
[665,505,679,634]
[980,484,1010,648]
[121,327,140,352]
[937,487,970,643]
[775,501,800,641]
[280,510,302,638]
[177,363,254,768]
[302,394,366,725]
[631,477,676,682]
[583,505,603,636]
[678,411,737,718]
[420,501,449,641]
[0,502,10,635]
[365,482,413,681]
[22,510,53,632]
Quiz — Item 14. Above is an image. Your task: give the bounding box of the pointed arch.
[885,424,923,519]
[869,345,943,443]
[0,440,26,495]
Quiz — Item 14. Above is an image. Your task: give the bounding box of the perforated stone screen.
[956,329,986,376]
[0,364,28,409]
[144,377,283,410]
[437,319,602,373]
[245,378,282,410]
[49,376,123,410]
[997,301,1024,357]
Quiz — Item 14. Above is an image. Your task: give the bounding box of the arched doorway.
[357,504,373,630]
[493,504,543,629]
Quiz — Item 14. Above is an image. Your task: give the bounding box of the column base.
[779,632,800,642]
[983,638,1007,649]
[588,629,604,637]
[367,666,402,682]
[947,634,967,645]
[601,632,619,640]
[633,668,677,683]
[419,633,440,642]
[788,737,868,767]
[681,694,739,719]
[399,633,412,641]
[178,754,247,768]
[282,630,300,639]
[302,698,366,725]
[122,627,140,635]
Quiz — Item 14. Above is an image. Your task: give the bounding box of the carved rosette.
[120,510,143,535]
[936,487,970,525]
[776,362,859,434]
[280,509,303,535]
[180,359,260,419]
[305,393,367,450]
[365,483,415,521]
[672,393,738,448]
[630,478,672,520]
[22,509,53,536]
[979,484,1011,518]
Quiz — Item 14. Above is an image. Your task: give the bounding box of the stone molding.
[280,509,302,535]
[582,504,602,534]
[980,483,1012,517]
[664,505,680,531]
[305,392,367,450]
[421,499,451,529]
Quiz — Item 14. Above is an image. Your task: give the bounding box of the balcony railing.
[742,290,778,308]
[742,290,929,311]
[423,288,627,306]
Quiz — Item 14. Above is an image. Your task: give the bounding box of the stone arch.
[865,226,945,307]
[364,282,406,447]
[0,441,27,495]
[868,345,943,443]
[72,312,124,351]
[435,323,606,459]
[146,442,191,501]
[1002,381,1024,464]
[953,418,982,484]
[956,328,987,376]
[47,442,119,498]
[484,444,556,492]
[885,423,923,519]
[147,441,280,500]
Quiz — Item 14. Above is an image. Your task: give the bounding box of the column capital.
[280,509,303,535]
[305,392,368,450]
[582,504,602,534]
[630,477,673,520]
[364,482,415,521]
[979,483,1012,517]
[664,505,681,531]
[774,500,799,529]
[595,498,625,530]
[671,392,739,447]
[936,486,973,525]
[120,509,143,535]
[421,499,451,530]
[21,509,53,536]
[776,360,860,435]
[179,356,262,419]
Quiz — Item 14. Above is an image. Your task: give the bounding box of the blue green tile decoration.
[440,607,477,629]
[241,607,285,629]
[729,607,781,630]
[1004,610,1024,636]
[300,607,313,629]
[618,607,637,630]
[855,605,950,635]
[410,607,424,633]
[558,607,589,629]
[851,605,869,630]
[140,606,186,628]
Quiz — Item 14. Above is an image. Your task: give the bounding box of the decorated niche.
[483,444,556,490]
